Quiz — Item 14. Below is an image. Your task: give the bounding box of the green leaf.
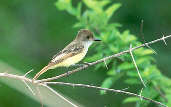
[83,0,110,10]
[105,3,121,19]
[73,22,83,28]
[55,1,171,106]
[118,62,134,70]
[166,94,171,106]
[56,0,81,17]
[123,97,140,103]
[84,53,102,62]
[124,78,140,85]
[121,30,137,44]
[55,0,71,10]
[100,77,114,94]
[141,87,158,100]
[100,73,123,95]
[83,0,102,13]
[107,68,116,76]
[134,48,154,56]
[76,2,82,19]
[127,71,139,77]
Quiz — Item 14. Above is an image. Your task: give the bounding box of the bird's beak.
[94,38,101,41]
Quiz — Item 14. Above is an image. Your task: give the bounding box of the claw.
[83,62,91,66]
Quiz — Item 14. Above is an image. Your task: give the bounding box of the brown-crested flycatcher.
[33,29,101,80]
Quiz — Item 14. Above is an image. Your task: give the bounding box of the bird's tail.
[33,65,49,81]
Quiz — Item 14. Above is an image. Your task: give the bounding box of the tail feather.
[33,65,49,80]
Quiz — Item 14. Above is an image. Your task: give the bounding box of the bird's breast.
[64,50,87,66]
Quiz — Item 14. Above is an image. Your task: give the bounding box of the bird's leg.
[66,67,70,77]
[72,62,91,67]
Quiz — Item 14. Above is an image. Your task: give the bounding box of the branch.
[0,72,167,107]
[42,84,78,107]
[37,35,171,83]
[0,72,78,107]
[1,35,171,107]
[45,82,167,107]
[129,44,146,87]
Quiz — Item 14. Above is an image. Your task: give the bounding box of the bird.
[33,29,101,80]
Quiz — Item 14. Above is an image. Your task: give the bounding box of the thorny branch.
[0,35,171,107]
[45,82,167,107]
[37,35,171,83]
[0,72,78,107]
[0,72,167,107]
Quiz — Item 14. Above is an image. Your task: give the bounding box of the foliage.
[55,0,171,106]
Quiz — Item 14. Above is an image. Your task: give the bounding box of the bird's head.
[75,29,101,42]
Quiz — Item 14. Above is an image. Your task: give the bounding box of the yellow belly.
[50,51,86,69]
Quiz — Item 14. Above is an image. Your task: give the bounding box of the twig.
[0,72,31,82]
[1,35,171,107]
[42,84,78,107]
[154,86,168,102]
[140,20,157,54]
[23,69,35,95]
[129,44,146,87]
[145,43,157,54]
[0,72,168,107]
[0,71,166,106]
[45,82,167,107]
[139,88,143,101]
[24,69,34,77]
[0,72,77,107]
[36,86,44,107]
[22,80,36,95]
[37,35,171,83]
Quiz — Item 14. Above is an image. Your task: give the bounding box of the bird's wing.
[33,42,84,80]
[50,42,84,64]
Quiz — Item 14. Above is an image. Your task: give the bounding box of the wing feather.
[50,42,84,65]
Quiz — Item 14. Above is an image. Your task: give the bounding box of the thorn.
[140,19,144,37]
[162,34,167,46]
[139,19,157,55]
[139,88,143,101]
[72,84,75,88]
[121,87,129,91]
[22,80,36,95]
[24,69,34,77]
[65,67,70,77]
[103,60,108,70]
[83,62,91,66]
[145,43,158,54]
[66,71,70,77]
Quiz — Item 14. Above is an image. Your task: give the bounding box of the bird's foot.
[66,71,70,76]
[83,62,91,66]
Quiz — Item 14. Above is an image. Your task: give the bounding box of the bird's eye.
[87,36,90,39]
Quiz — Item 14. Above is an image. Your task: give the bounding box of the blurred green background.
[0,0,171,107]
